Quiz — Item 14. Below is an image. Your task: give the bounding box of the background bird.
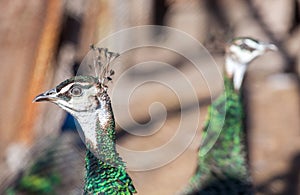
[184,37,277,195]
[33,48,136,195]
[4,133,84,195]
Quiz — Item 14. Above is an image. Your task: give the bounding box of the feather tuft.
[90,45,120,87]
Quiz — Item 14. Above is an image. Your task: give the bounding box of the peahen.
[4,133,82,195]
[33,48,136,195]
[184,37,277,194]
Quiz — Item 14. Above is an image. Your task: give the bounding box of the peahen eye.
[70,86,82,96]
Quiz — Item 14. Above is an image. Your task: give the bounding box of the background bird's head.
[33,76,107,118]
[225,37,277,90]
[226,37,277,65]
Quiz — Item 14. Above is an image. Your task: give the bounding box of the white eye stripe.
[57,82,92,94]
[58,83,74,94]
[243,39,258,49]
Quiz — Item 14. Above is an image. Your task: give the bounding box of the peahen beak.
[262,42,278,52]
[33,88,58,102]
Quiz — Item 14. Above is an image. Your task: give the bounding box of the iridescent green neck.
[84,149,136,194]
[186,74,252,194]
[88,117,124,167]
[223,74,236,93]
[83,96,136,194]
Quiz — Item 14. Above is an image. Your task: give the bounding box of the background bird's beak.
[33,88,57,102]
[262,42,278,51]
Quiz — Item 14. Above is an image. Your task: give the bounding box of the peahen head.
[33,76,115,154]
[34,47,120,157]
[33,48,137,194]
[34,76,105,116]
[225,37,277,90]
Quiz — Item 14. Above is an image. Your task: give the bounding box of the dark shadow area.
[153,0,169,26]
[152,0,170,36]
[189,178,253,195]
[59,15,82,46]
[241,74,251,165]
[256,153,300,195]
[201,0,232,54]
[289,0,300,33]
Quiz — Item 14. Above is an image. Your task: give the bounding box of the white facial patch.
[57,85,99,113]
[76,111,98,150]
[230,45,252,63]
[233,64,247,90]
[225,57,247,90]
[243,39,259,49]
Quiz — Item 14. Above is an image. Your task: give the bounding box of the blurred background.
[0,0,299,194]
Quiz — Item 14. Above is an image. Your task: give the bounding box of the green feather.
[84,110,136,195]
[84,150,136,195]
[186,76,253,194]
[5,144,61,195]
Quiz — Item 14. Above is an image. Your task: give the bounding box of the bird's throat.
[83,113,131,194]
[81,95,136,194]
[80,108,124,167]
[225,57,247,91]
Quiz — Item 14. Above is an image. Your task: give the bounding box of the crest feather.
[90,45,120,86]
